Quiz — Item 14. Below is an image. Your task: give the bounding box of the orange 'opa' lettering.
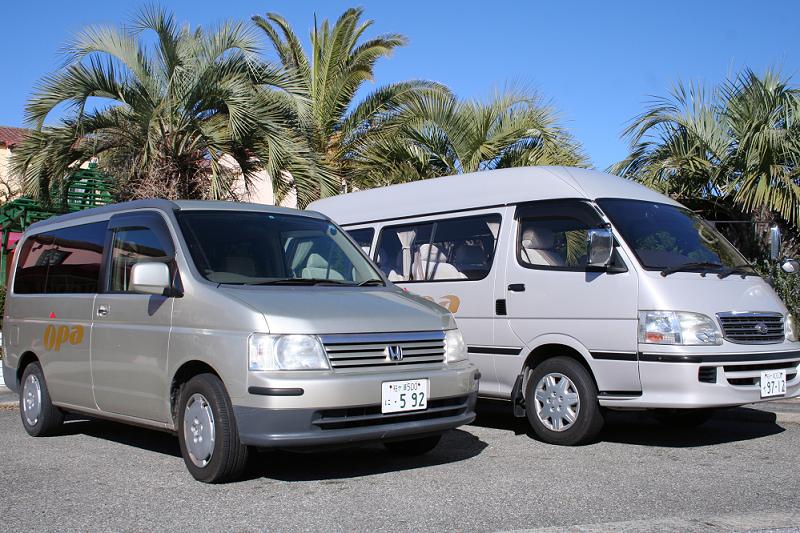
[43,325,85,351]
[438,295,461,313]
[421,295,461,314]
[70,326,84,345]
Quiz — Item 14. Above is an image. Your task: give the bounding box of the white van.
[310,166,800,445]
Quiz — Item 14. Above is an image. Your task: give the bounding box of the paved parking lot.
[1,399,799,532]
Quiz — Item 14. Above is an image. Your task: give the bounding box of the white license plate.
[381,379,429,414]
[760,369,786,398]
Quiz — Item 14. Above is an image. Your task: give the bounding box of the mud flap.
[511,373,526,417]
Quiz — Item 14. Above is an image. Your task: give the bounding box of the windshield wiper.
[357,278,385,286]
[717,264,755,279]
[247,278,354,286]
[660,262,725,277]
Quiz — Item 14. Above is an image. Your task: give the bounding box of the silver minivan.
[310,166,800,446]
[2,199,479,482]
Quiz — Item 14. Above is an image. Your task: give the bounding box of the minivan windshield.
[177,211,384,286]
[597,198,755,276]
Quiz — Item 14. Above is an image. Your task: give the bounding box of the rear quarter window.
[13,221,108,294]
[13,234,54,294]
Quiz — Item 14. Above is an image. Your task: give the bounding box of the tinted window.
[597,198,751,272]
[177,211,382,285]
[346,228,375,255]
[46,223,108,293]
[13,234,54,294]
[110,227,173,292]
[517,201,602,270]
[377,214,501,281]
[13,222,107,294]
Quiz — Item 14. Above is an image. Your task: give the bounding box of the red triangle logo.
[49,312,56,319]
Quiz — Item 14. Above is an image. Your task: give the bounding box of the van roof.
[307,166,682,225]
[26,198,325,233]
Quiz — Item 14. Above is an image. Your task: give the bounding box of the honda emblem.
[385,345,404,362]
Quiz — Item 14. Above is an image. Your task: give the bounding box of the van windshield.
[596,198,755,276]
[176,211,383,286]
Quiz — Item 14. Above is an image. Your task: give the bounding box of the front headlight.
[786,313,797,342]
[248,334,330,371]
[638,311,722,346]
[444,329,468,363]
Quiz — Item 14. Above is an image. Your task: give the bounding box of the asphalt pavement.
[1,399,799,532]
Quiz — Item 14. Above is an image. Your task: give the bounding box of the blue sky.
[1,1,797,170]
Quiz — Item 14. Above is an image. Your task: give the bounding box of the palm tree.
[253,7,451,207]
[613,69,800,227]
[349,87,588,189]
[12,6,319,203]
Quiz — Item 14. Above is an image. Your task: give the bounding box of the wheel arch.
[15,351,40,388]
[169,359,223,423]
[520,335,599,391]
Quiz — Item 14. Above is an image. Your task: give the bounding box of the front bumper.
[234,362,479,409]
[599,349,800,409]
[232,362,480,448]
[234,392,477,448]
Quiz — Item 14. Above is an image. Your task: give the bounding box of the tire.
[19,361,64,437]
[525,356,604,446]
[653,408,714,427]
[384,435,442,456]
[177,373,249,483]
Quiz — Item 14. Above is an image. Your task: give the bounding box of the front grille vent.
[314,396,470,430]
[717,312,784,344]
[698,366,717,383]
[722,359,799,387]
[320,331,445,370]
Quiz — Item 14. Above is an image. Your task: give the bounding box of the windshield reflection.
[597,199,755,276]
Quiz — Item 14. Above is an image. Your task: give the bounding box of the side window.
[376,222,433,281]
[46,222,108,293]
[13,234,54,294]
[13,222,108,294]
[517,201,603,270]
[376,214,501,282]
[110,226,173,292]
[346,228,375,256]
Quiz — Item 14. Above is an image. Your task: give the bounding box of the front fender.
[515,333,641,394]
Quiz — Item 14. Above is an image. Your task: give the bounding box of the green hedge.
[755,262,799,318]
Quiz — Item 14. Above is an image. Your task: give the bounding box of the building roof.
[0,126,29,148]
[308,166,681,226]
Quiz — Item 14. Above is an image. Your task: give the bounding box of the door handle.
[508,283,526,292]
[96,305,110,317]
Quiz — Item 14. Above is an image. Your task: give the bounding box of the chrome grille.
[320,331,446,370]
[717,312,784,344]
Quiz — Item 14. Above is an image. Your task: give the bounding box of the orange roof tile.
[0,126,30,148]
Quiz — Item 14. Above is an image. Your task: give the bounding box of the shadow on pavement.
[600,408,785,447]
[60,415,182,457]
[58,414,488,482]
[249,429,487,482]
[471,398,785,448]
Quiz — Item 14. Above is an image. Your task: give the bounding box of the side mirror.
[781,259,799,274]
[587,228,614,268]
[130,262,171,295]
[769,225,782,261]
